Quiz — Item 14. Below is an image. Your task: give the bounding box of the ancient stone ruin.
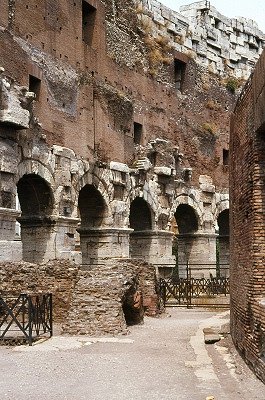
[0,0,264,349]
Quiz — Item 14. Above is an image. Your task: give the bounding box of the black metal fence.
[157,264,229,308]
[0,293,53,345]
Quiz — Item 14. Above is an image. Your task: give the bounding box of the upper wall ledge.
[137,0,265,78]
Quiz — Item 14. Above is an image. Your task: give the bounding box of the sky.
[160,0,265,32]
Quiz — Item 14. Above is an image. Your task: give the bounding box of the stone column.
[130,230,175,275]
[0,207,22,261]
[177,232,217,278]
[77,227,132,268]
[18,216,57,263]
[18,215,81,264]
[53,216,80,260]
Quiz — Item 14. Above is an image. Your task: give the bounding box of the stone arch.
[173,203,199,274]
[17,159,55,189]
[216,208,230,274]
[126,180,157,225]
[170,194,203,229]
[171,197,214,277]
[77,183,110,267]
[129,197,153,231]
[214,197,229,225]
[174,204,199,234]
[17,174,54,219]
[78,184,108,228]
[129,196,156,261]
[16,173,55,263]
[217,209,229,236]
[79,170,111,211]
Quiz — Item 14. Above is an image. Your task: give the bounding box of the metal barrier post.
[49,294,53,337]
[186,262,191,308]
[27,295,33,346]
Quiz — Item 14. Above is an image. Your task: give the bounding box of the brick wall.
[63,260,159,335]
[0,259,159,335]
[0,0,235,186]
[0,260,79,321]
[230,49,265,383]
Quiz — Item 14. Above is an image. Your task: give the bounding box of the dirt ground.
[0,308,264,400]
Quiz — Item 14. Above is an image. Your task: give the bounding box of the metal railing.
[0,293,53,345]
[157,263,230,308]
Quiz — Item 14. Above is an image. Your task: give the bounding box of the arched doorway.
[217,209,229,276]
[78,184,107,266]
[17,174,54,263]
[129,197,152,231]
[174,204,198,234]
[173,204,199,277]
[78,184,106,228]
[129,197,154,260]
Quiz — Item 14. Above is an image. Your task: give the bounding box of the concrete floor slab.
[0,308,264,400]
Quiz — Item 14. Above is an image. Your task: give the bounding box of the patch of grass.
[225,78,239,93]
[205,99,220,111]
[202,122,218,135]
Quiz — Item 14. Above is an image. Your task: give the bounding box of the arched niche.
[78,184,107,228]
[217,209,229,274]
[217,209,229,236]
[77,184,121,267]
[173,204,202,276]
[129,197,152,231]
[17,174,54,219]
[17,174,55,263]
[174,204,199,234]
[129,197,154,260]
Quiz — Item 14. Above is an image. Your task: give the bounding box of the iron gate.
[0,293,53,345]
[158,264,229,308]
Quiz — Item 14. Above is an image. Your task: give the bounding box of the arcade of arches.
[2,161,229,278]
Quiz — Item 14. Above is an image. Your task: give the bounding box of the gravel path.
[0,308,264,400]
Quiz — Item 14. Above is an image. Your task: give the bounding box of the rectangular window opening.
[114,184,124,200]
[174,59,186,92]
[223,149,229,166]
[82,1,96,46]
[133,122,143,145]
[29,75,41,101]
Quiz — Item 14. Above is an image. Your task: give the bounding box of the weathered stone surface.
[141,0,265,78]
[0,259,159,335]
[63,259,160,335]
[0,71,32,129]
[203,327,221,344]
[0,260,79,321]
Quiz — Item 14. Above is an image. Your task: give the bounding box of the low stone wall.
[0,259,160,335]
[63,259,159,335]
[0,260,79,321]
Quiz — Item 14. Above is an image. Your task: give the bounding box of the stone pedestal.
[130,230,175,273]
[77,228,132,268]
[18,216,56,263]
[177,232,217,278]
[0,207,22,261]
[53,217,80,259]
[18,215,80,264]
